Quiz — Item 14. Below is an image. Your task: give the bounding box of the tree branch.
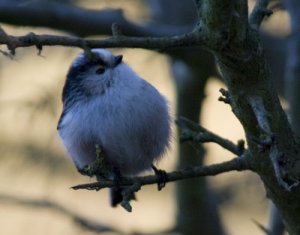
[176,117,245,156]
[72,153,251,191]
[0,1,192,37]
[0,27,203,54]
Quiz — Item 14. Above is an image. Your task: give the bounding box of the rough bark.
[195,0,300,234]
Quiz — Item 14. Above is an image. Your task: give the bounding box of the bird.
[57,49,171,208]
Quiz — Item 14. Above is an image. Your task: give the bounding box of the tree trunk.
[196,0,300,234]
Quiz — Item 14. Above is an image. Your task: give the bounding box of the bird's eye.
[96,65,105,74]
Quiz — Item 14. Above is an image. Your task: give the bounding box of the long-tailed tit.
[57,49,171,208]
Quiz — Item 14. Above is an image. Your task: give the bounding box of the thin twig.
[252,219,273,235]
[218,88,231,104]
[176,116,245,156]
[249,0,272,29]
[72,153,251,191]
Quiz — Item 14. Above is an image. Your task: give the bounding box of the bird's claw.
[152,165,168,191]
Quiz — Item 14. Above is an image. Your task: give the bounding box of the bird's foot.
[78,144,110,177]
[152,165,168,191]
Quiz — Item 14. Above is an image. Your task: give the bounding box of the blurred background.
[0,0,293,234]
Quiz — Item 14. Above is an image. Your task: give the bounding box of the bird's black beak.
[114,55,123,67]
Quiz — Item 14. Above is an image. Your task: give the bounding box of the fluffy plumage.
[58,49,171,206]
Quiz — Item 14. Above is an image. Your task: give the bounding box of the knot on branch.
[0,26,16,56]
[22,32,37,43]
[20,32,45,55]
[250,134,274,153]
[218,88,231,104]
[111,23,123,37]
[251,134,300,191]
[237,140,245,155]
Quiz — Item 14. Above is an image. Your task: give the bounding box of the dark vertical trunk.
[171,55,226,235]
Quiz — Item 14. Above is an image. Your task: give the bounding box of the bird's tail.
[109,187,123,207]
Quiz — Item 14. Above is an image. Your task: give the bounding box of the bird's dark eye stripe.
[77,63,93,73]
[67,55,108,79]
[72,60,106,73]
[88,53,106,66]
[88,58,104,66]
[68,63,91,78]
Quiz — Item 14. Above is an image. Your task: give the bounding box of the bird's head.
[63,49,123,102]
